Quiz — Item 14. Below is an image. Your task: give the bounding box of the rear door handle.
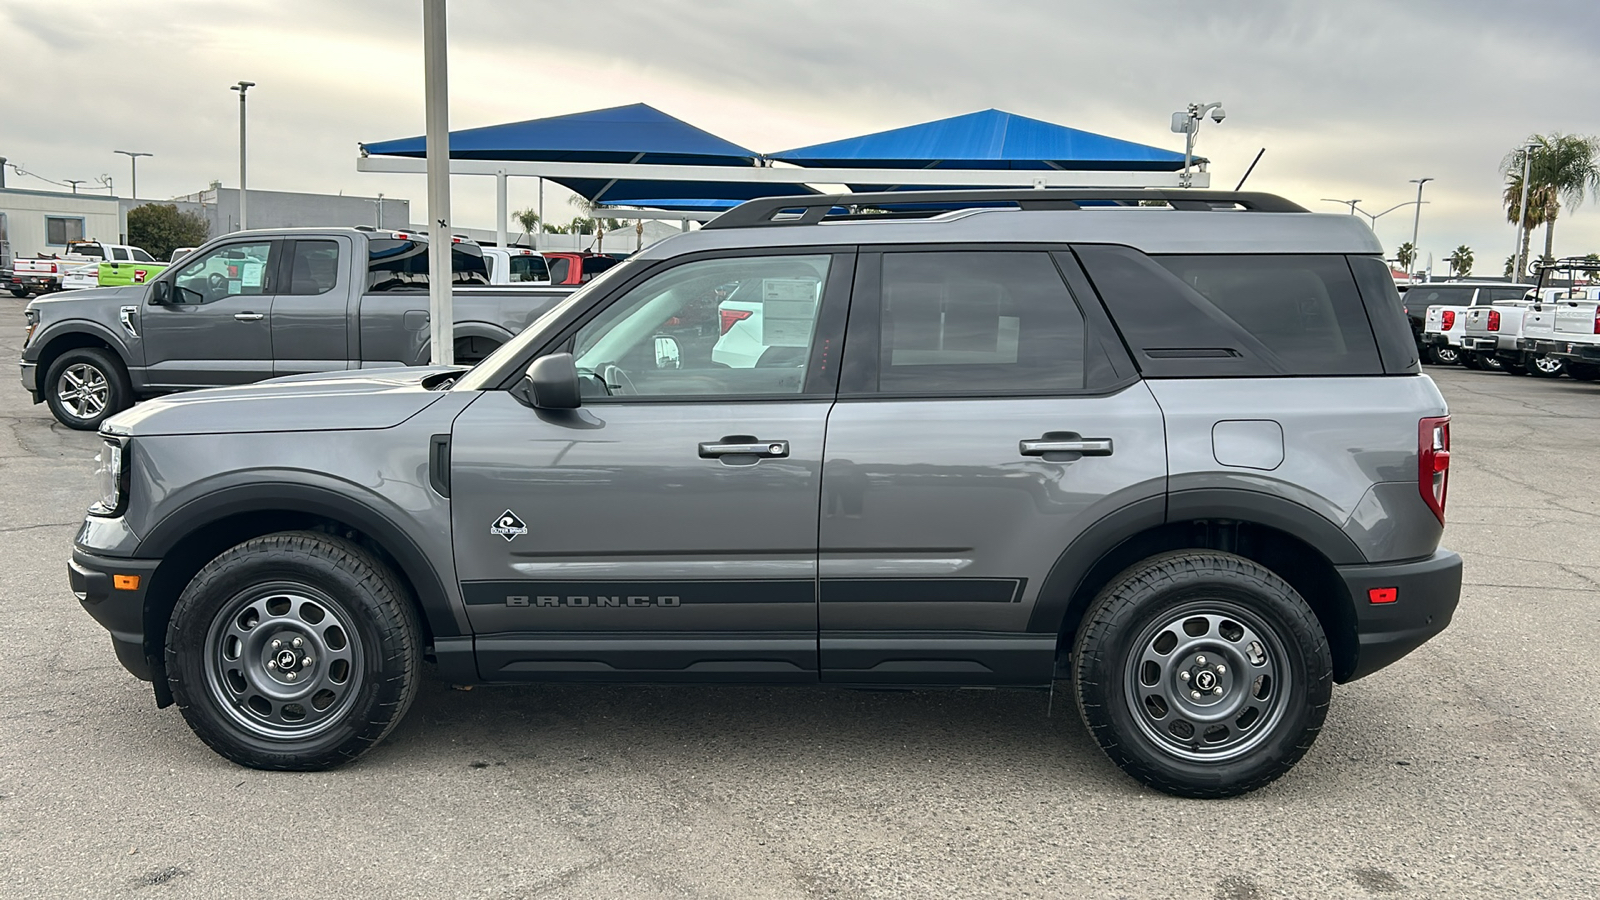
[698,439,789,459]
[1020,437,1113,457]
[234,312,265,321]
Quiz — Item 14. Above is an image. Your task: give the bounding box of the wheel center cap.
[275,649,299,670]
[1194,669,1218,692]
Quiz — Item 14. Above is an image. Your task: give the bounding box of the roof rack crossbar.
[704,189,1307,229]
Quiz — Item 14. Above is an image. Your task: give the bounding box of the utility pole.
[1513,141,1537,280]
[114,150,152,200]
[231,81,255,230]
[65,179,85,194]
[423,0,453,365]
[1408,177,1434,273]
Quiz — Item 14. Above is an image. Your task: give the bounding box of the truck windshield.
[67,242,105,259]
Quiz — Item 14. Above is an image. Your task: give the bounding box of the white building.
[0,187,122,260]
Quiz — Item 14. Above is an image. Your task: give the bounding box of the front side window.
[876,251,1086,393]
[111,247,130,261]
[48,218,85,246]
[131,248,155,263]
[285,240,340,296]
[171,241,274,304]
[572,254,831,398]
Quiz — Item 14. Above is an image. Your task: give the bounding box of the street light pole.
[1321,198,1363,215]
[64,179,85,195]
[114,150,152,200]
[231,81,255,230]
[423,0,453,366]
[1513,141,1537,279]
[1408,177,1433,272]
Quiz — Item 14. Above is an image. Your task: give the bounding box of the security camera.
[1210,107,1227,123]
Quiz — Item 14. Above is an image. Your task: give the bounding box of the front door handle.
[234,312,265,322]
[1020,437,1113,457]
[698,438,789,459]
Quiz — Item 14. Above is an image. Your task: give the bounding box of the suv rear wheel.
[1072,550,1332,798]
[44,347,131,430]
[166,532,422,770]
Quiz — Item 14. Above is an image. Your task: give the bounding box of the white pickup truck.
[1523,282,1600,382]
[1461,291,1562,376]
[1415,282,1532,367]
[12,241,157,296]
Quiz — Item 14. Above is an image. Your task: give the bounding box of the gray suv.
[68,190,1460,798]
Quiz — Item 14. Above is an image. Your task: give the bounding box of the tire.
[453,335,501,365]
[1072,550,1332,799]
[43,347,132,430]
[1479,353,1505,372]
[1428,345,1460,366]
[165,531,423,771]
[1461,352,1481,370]
[1568,363,1600,382]
[10,289,28,299]
[1502,357,1528,375]
[1528,354,1565,378]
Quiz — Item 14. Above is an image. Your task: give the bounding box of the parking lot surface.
[2,304,1596,899]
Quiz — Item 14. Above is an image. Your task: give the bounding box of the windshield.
[452,257,642,391]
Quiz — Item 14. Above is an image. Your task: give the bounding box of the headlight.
[89,438,127,517]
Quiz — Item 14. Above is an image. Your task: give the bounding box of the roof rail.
[703,189,1308,230]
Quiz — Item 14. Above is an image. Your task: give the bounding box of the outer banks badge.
[491,509,528,542]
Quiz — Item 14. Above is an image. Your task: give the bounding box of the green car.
[96,260,170,287]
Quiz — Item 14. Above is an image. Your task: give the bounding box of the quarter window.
[572,254,831,398]
[875,251,1086,393]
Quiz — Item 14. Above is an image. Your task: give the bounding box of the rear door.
[449,250,854,682]
[817,248,1166,686]
[272,237,353,375]
[142,239,278,388]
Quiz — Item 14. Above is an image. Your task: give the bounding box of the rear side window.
[548,257,571,283]
[285,240,340,296]
[1482,287,1531,302]
[876,251,1086,393]
[1075,246,1386,377]
[366,239,490,291]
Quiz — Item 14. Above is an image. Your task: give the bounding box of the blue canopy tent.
[361,103,816,213]
[769,108,1191,193]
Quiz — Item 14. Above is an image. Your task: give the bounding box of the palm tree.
[512,208,540,248]
[1503,133,1600,270]
[1503,254,1516,278]
[1447,245,1474,278]
[1396,242,1417,271]
[568,194,606,252]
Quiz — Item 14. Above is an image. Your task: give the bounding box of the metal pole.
[423,0,453,366]
[536,177,543,251]
[1408,177,1433,271]
[115,151,151,200]
[231,82,255,230]
[495,169,507,248]
[1513,144,1535,279]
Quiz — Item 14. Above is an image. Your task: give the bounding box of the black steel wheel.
[1428,345,1461,366]
[43,347,131,430]
[166,532,422,770]
[1073,551,1332,798]
[1528,354,1565,378]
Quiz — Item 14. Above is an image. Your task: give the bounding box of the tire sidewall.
[1075,553,1332,797]
[167,537,416,769]
[44,348,129,430]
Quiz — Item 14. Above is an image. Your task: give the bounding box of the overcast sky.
[4,0,1598,274]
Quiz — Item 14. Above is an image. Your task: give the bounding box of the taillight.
[1593,308,1600,335]
[719,308,752,335]
[1419,416,1450,525]
[1487,310,1501,331]
[1441,310,1455,330]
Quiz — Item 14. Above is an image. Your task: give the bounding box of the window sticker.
[240,261,265,288]
[227,280,243,295]
[760,278,820,347]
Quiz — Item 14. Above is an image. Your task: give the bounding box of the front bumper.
[1338,548,1461,681]
[20,362,39,403]
[70,547,162,681]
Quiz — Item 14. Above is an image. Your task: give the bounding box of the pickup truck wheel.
[44,347,131,430]
[453,336,500,365]
[165,531,422,771]
[1428,345,1460,365]
[1073,550,1332,799]
[1528,355,1565,378]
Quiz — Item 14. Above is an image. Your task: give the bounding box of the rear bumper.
[1535,340,1600,363]
[1423,332,1459,348]
[70,547,162,681]
[1459,335,1511,353]
[1338,548,1461,681]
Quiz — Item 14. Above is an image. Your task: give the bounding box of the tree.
[512,208,540,248]
[1447,245,1474,278]
[127,203,210,261]
[1396,242,1417,271]
[1582,252,1600,280]
[1503,133,1600,271]
[1504,254,1516,278]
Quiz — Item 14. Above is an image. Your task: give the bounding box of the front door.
[142,239,278,388]
[818,249,1168,685]
[272,237,352,375]
[449,250,854,682]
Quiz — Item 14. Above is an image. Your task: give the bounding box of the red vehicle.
[542,251,623,285]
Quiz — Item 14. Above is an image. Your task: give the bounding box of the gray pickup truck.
[19,227,575,429]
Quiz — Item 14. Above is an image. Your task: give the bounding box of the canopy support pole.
[495,169,507,248]
[423,0,452,366]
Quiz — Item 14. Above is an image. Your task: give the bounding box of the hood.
[29,284,144,310]
[104,366,466,437]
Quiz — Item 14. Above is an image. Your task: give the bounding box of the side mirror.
[150,281,172,305]
[653,334,681,370]
[517,352,581,410]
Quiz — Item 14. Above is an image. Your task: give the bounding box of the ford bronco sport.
[68,189,1461,798]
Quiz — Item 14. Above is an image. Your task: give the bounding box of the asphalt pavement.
[1,303,1596,899]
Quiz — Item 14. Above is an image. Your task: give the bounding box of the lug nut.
[286,671,297,680]
[1197,655,1207,665]
[1180,671,1190,681]
[1191,690,1201,700]
[302,656,313,667]
[292,637,303,648]
[1216,664,1226,674]
[271,639,281,649]
[267,659,277,669]
[1213,687,1224,696]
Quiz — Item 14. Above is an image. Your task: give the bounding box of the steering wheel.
[207,272,228,294]
[599,363,638,396]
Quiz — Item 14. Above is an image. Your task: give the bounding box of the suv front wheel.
[166,532,422,770]
[1073,551,1332,798]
